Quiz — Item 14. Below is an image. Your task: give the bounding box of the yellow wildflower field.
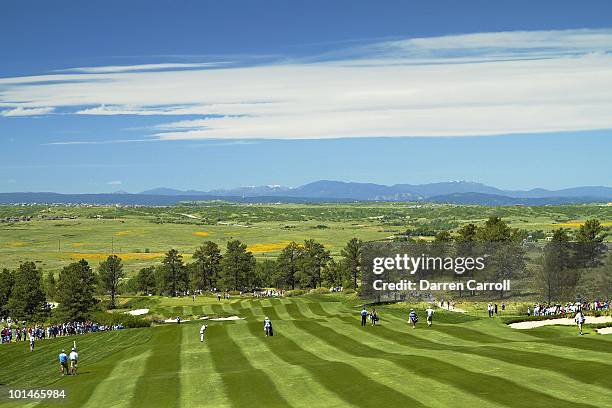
[69,252,165,261]
[551,221,612,228]
[247,241,292,253]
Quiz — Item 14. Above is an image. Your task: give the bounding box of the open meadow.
[1,202,611,276]
[0,294,611,408]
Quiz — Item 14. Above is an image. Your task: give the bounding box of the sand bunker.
[437,305,466,313]
[210,316,244,321]
[163,318,191,323]
[509,316,612,329]
[126,308,149,316]
[596,327,612,335]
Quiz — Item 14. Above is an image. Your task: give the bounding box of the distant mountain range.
[140,180,612,202]
[1,180,611,206]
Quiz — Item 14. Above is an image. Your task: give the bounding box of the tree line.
[0,238,363,323]
[536,219,609,303]
[129,238,363,296]
[393,217,608,300]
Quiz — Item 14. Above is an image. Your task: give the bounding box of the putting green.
[1,296,611,407]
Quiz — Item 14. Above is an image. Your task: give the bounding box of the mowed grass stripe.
[378,309,513,345]
[191,305,204,316]
[84,349,152,408]
[33,330,152,408]
[0,329,148,388]
[209,304,226,317]
[360,315,612,390]
[287,320,491,408]
[357,313,509,351]
[232,302,257,319]
[130,325,182,408]
[342,323,612,405]
[270,302,293,320]
[221,303,240,316]
[207,324,288,407]
[259,299,274,309]
[283,302,313,320]
[227,323,344,407]
[244,302,265,319]
[245,321,426,408]
[498,335,612,364]
[294,299,320,319]
[293,320,597,408]
[261,305,282,321]
[304,301,336,318]
[179,323,228,407]
[521,328,612,354]
[335,317,612,401]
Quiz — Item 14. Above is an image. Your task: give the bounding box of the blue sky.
[1,1,612,193]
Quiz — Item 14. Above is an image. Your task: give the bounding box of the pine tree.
[298,239,331,288]
[55,259,98,321]
[574,219,606,268]
[161,249,187,296]
[341,238,362,290]
[7,262,46,321]
[136,266,157,295]
[537,229,572,302]
[191,241,222,291]
[44,271,56,301]
[98,255,125,308]
[0,268,15,317]
[277,242,304,290]
[220,240,255,291]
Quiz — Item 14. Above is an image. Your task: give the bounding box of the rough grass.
[1,202,610,275]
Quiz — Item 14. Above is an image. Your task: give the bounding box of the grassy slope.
[1,203,610,275]
[0,218,389,274]
[0,295,611,408]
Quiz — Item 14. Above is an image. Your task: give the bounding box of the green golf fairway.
[1,296,611,407]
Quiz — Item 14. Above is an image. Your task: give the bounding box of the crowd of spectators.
[1,317,124,344]
[527,300,609,317]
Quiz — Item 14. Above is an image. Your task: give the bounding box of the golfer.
[575,310,586,335]
[264,317,273,337]
[29,332,35,351]
[200,324,208,343]
[360,306,368,327]
[426,307,434,327]
[370,308,378,326]
[408,309,418,329]
[59,349,69,376]
[69,347,79,375]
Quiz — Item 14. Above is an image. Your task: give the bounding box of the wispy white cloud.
[1,29,612,140]
[44,138,158,145]
[1,106,55,116]
[107,180,122,185]
[60,62,227,74]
